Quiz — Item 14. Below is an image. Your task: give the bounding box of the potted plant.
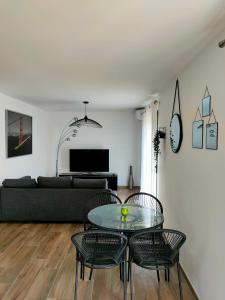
[153,129,165,173]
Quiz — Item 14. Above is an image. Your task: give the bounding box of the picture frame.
[6,110,33,158]
[192,120,204,149]
[206,122,218,150]
[170,79,183,153]
[202,95,211,117]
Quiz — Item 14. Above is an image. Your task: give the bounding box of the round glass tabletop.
[88,204,164,232]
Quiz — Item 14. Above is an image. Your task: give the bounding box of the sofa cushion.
[2,178,37,188]
[20,176,32,180]
[37,176,72,188]
[73,178,107,189]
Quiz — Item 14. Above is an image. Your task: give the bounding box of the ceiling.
[0,0,225,111]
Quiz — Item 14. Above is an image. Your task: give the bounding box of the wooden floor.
[0,188,197,300]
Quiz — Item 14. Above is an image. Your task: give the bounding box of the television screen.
[70,149,109,172]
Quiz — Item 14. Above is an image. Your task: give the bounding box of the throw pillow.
[2,178,37,188]
[37,176,72,188]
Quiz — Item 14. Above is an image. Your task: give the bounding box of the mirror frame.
[170,113,183,153]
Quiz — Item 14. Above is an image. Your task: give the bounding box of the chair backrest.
[71,230,128,265]
[91,191,122,208]
[84,192,121,226]
[129,229,186,263]
[125,192,163,214]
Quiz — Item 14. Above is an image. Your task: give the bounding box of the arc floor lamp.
[56,101,102,176]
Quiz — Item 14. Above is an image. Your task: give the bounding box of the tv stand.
[59,172,118,190]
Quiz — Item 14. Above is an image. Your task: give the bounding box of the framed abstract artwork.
[202,95,211,117]
[206,110,218,150]
[192,120,204,149]
[202,86,211,117]
[6,110,32,158]
[192,106,203,149]
[206,122,218,150]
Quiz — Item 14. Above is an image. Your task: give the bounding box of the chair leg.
[129,261,133,300]
[80,263,83,280]
[165,269,167,281]
[82,265,85,280]
[167,268,170,282]
[123,260,127,300]
[156,269,160,282]
[89,268,93,280]
[177,262,183,300]
[74,259,79,300]
[80,263,85,280]
[120,263,124,281]
[127,249,131,282]
[127,263,130,282]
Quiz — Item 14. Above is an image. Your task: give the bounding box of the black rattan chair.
[125,192,163,214]
[84,191,122,231]
[82,192,122,281]
[125,192,164,281]
[129,229,186,300]
[71,230,128,300]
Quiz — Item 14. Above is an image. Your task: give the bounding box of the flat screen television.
[70,149,109,172]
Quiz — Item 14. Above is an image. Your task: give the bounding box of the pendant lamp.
[70,101,102,128]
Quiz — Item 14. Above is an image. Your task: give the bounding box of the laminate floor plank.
[0,283,10,299]
[47,245,75,299]
[26,224,52,246]
[0,225,27,253]
[0,242,36,284]
[2,260,45,300]
[23,267,57,300]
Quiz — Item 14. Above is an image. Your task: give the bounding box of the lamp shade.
[71,116,102,128]
[70,101,103,128]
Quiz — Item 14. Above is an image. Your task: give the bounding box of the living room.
[0,1,225,300]
[1,96,141,187]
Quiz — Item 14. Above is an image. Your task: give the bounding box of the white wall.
[47,110,141,186]
[0,93,48,182]
[159,32,225,300]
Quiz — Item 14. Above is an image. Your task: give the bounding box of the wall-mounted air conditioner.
[135,107,145,120]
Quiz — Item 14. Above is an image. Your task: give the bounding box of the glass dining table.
[88,203,164,233]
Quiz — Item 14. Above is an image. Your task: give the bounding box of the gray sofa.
[0,177,111,222]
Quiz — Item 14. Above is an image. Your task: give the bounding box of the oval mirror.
[170,113,183,153]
